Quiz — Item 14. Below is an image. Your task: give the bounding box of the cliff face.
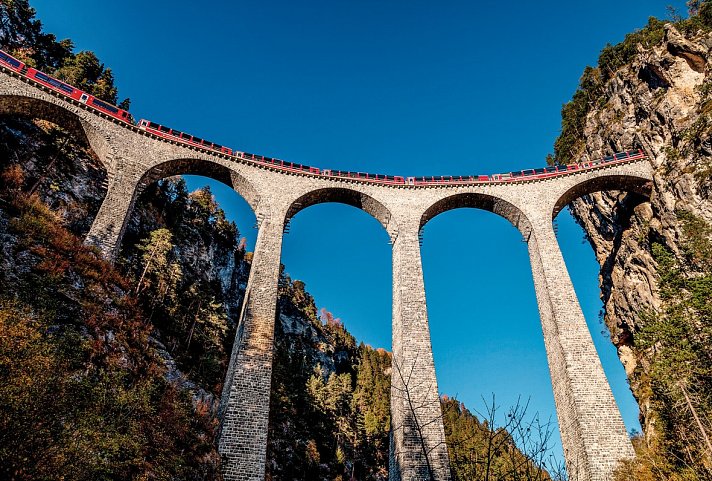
[565,21,712,455]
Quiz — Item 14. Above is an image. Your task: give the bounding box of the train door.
[79,93,89,104]
[407,177,415,185]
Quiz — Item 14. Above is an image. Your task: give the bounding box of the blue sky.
[32,0,689,461]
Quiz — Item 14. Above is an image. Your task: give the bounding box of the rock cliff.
[560,17,712,474]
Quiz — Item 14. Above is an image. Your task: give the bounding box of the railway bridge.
[0,66,655,481]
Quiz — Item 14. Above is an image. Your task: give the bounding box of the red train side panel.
[0,50,25,73]
[25,65,130,122]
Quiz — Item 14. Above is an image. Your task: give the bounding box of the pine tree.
[135,228,174,294]
[55,51,120,104]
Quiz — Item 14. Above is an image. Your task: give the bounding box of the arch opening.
[0,94,113,172]
[549,176,652,444]
[552,174,652,219]
[118,172,257,402]
[273,199,393,480]
[420,192,532,237]
[285,187,393,232]
[420,206,566,477]
[137,158,260,213]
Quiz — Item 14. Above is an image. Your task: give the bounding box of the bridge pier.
[390,223,451,481]
[85,172,142,261]
[218,211,284,481]
[526,220,633,481]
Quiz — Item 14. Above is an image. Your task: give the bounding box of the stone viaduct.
[0,65,655,481]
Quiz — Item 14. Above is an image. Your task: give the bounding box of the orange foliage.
[0,164,25,191]
[0,188,222,479]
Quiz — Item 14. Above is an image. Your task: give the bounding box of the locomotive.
[0,48,646,186]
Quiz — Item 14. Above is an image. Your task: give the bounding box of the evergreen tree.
[0,0,129,105]
[136,227,175,294]
[0,0,71,69]
[55,51,120,104]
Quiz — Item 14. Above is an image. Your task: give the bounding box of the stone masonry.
[0,65,655,481]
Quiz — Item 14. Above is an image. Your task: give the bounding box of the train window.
[159,126,170,133]
[213,144,222,150]
[604,156,614,162]
[0,52,21,68]
[545,166,557,172]
[264,157,273,162]
[193,137,203,144]
[90,97,119,113]
[534,168,545,174]
[511,171,523,177]
[34,71,74,94]
[171,130,182,137]
[149,122,160,129]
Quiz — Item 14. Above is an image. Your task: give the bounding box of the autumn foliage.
[0,170,221,480]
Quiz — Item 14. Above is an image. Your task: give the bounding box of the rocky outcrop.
[568,23,712,436]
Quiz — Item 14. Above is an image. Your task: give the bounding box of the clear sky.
[32,0,689,463]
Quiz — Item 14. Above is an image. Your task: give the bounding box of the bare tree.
[390,352,569,481]
[446,393,569,481]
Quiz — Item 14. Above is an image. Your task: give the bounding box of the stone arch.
[420,192,532,238]
[552,174,653,219]
[138,158,261,213]
[285,187,393,232]
[0,94,114,172]
[99,157,260,259]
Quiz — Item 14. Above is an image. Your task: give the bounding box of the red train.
[0,48,646,187]
[0,49,130,122]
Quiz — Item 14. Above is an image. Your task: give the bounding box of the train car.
[138,120,229,154]
[84,94,131,122]
[521,169,536,177]
[368,174,399,185]
[27,67,131,122]
[26,67,84,100]
[0,49,25,73]
[376,174,403,184]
